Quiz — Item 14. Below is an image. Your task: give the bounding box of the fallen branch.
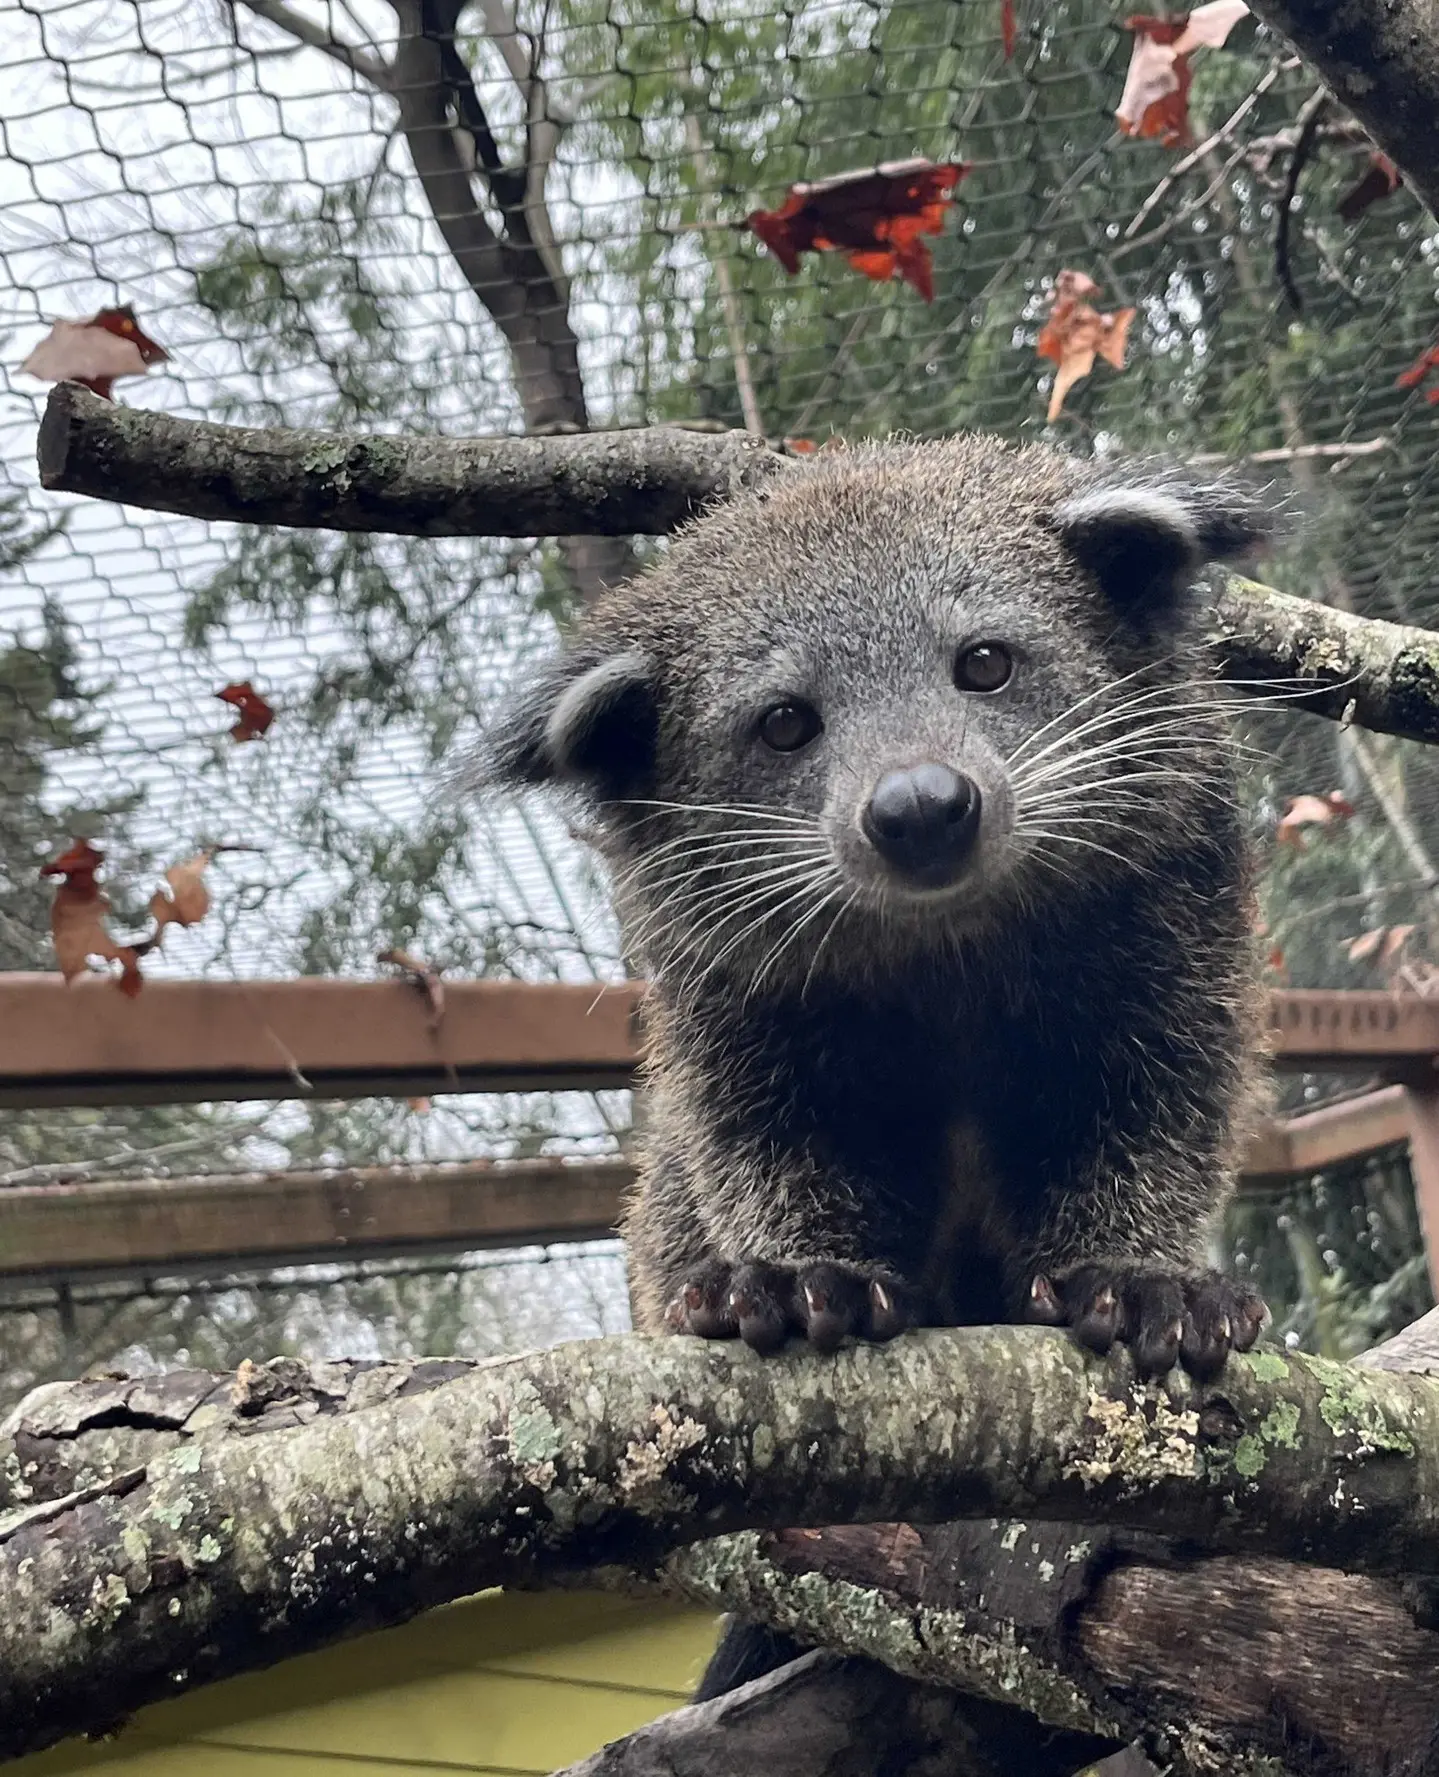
[6,1327,1439,1764]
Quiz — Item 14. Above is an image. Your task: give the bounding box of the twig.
[1113,134,1256,260]
[1277,90,1332,314]
[1123,58,1296,242]
[377,945,446,1032]
[1189,437,1389,465]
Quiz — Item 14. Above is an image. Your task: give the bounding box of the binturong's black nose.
[862,763,982,886]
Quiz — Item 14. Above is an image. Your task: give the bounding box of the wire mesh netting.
[3,0,1439,1400]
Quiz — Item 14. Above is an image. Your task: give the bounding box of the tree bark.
[36,382,1439,744]
[37,384,785,540]
[7,1327,1439,1765]
[549,1648,1120,1777]
[646,1522,1439,1777]
[1210,574,1439,745]
[1243,0,1439,227]
[229,0,634,601]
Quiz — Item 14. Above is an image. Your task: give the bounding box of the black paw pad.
[1027,1263,1267,1380]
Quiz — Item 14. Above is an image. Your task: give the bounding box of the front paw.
[1026,1262,1267,1380]
[663,1257,917,1354]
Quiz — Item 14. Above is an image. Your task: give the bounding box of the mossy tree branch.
[6,1327,1439,1769]
[36,383,1439,746]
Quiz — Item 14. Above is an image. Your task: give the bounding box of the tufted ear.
[482,648,657,801]
[1054,473,1279,613]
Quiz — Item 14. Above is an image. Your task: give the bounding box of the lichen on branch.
[6,1327,1439,1764]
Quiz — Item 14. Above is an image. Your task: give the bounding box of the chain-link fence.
[3,0,1438,1399]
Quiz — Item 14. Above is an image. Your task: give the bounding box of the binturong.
[482,434,1279,1385]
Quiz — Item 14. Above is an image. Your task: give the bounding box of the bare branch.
[1209,574,1439,746]
[1122,58,1296,242]
[1190,437,1388,465]
[1276,88,1331,314]
[36,385,1439,746]
[230,0,394,89]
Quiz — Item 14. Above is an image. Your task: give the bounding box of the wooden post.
[1402,1080,1439,1302]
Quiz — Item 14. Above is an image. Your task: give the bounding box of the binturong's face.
[481,437,1277,996]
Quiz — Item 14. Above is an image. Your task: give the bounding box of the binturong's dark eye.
[758,699,822,752]
[954,642,1014,694]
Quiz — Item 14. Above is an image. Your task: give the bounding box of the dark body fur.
[486,434,1272,1376]
[485,433,1277,1703]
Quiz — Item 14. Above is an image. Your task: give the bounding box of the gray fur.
[481,434,1279,1373]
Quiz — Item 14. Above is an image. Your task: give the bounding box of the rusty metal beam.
[0,974,642,1108]
[0,1089,1414,1283]
[1,977,1437,1110]
[0,1158,630,1283]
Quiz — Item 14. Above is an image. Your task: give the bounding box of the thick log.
[652,1522,1439,1777]
[7,1328,1439,1764]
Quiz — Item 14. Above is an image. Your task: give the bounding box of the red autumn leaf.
[784,437,819,455]
[1265,945,1287,979]
[1116,2,1249,148]
[40,840,143,996]
[1397,341,1439,405]
[19,305,169,402]
[216,680,275,743]
[1035,269,1136,420]
[1337,150,1402,223]
[1001,0,1017,58]
[748,159,969,302]
[1276,790,1356,849]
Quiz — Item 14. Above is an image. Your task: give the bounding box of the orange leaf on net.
[1035,269,1135,420]
[148,852,213,946]
[1115,4,1248,148]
